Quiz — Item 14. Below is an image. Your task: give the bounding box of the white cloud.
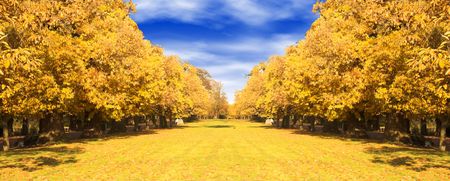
[165,49,220,64]
[132,0,317,25]
[202,62,255,77]
[132,0,213,23]
[221,0,271,25]
[221,0,316,25]
[213,34,301,55]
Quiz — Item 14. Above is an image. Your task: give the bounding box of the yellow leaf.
[435,78,444,83]
[1,84,5,90]
[438,60,445,69]
[5,78,13,82]
[4,59,10,68]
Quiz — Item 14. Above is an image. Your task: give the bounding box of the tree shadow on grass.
[365,146,450,172]
[247,125,274,129]
[290,130,386,144]
[0,146,83,172]
[65,130,158,144]
[203,125,235,128]
[171,125,194,129]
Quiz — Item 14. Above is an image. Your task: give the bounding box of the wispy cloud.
[221,0,315,25]
[132,0,317,26]
[132,0,213,23]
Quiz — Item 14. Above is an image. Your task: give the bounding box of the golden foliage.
[0,0,219,123]
[236,0,450,122]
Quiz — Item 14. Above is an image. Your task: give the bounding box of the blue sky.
[131,0,319,103]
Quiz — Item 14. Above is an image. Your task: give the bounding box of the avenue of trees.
[0,0,227,151]
[235,0,450,150]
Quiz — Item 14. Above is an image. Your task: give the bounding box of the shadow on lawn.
[247,125,274,129]
[365,146,450,172]
[184,123,235,129]
[0,146,83,172]
[66,129,158,144]
[203,125,235,128]
[290,130,385,144]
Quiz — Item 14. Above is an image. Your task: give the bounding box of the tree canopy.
[235,0,449,149]
[0,0,227,151]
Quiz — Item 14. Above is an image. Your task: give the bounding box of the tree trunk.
[406,118,411,134]
[292,114,298,128]
[151,117,157,128]
[373,118,380,131]
[2,117,9,151]
[298,116,304,131]
[311,118,315,132]
[134,117,140,131]
[436,118,442,137]
[168,112,173,128]
[79,111,86,131]
[360,111,366,131]
[384,114,393,136]
[69,116,79,131]
[21,118,29,136]
[420,119,427,136]
[282,115,289,128]
[410,118,425,146]
[159,115,166,128]
[144,116,149,130]
[93,112,105,135]
[7,117,14,137]
[439,120,447,151]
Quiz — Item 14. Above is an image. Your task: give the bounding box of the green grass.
[1,119,449,180]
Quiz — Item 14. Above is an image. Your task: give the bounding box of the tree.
[182,64,212,119]
[235,63,266,119]
[209,81,228,119]
[260,56,290,127]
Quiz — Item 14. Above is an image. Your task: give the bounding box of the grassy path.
[1,119,449,180]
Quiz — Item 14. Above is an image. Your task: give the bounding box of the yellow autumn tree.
[181,63,212,119]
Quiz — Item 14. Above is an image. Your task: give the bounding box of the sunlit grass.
[1,119,449,180]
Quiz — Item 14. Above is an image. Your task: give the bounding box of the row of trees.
[0,0,226,151]
[195,69,229,120]
[235,0,449,150]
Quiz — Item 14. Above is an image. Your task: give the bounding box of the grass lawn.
[1,119,449,180]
